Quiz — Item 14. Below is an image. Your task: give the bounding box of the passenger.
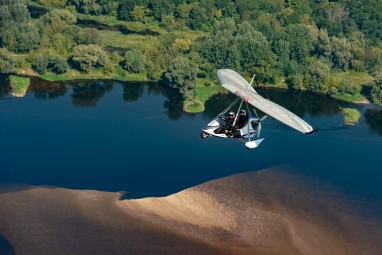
[236,110,248,129]
[231,110,248,136]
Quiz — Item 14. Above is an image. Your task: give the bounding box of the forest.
[1,0,382,110]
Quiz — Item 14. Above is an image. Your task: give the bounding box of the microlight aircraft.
[200,68,317,149]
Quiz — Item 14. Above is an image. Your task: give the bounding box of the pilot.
[215,111,235,135]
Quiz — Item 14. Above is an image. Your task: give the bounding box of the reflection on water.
[71,81,113,107]
[0,75,11,98]
[365,108,382,136]
[29,78,67,100]
[2,76,381,135]
[122,83,145,102]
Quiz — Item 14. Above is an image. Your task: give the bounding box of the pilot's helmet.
[229,111,235,117]
[240,110,246,115]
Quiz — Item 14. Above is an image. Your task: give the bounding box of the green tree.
[70,44,107,72]
[2,24,41,53]
[68,0,116,15]
[330,37,352,71]
[123,49,145,73]
[148,0,175,21]
[371,71,382,105]
[0,0,30,30]
[32,55,50,74]
[75,28,101,45]
[0,0,39,53]
[130,5,146,22]
[164,56,199,97]
[284,0,312,24]
[187,3,209,31]
[198,19,276,83]
[49,56,69,74]
[117,0,135,21]
[0,51,16,74]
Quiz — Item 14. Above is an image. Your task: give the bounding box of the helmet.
[229,111,235,117]
[240,110,246,115]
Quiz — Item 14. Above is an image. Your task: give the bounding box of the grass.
[331,92,366,102]
[341,108,361,125]
[330,71,374,103]
[9,75,30,96]
[184,79,225,112]
[332,71,374,87]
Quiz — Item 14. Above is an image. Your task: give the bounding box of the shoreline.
[1,168,380,255]
[3,72,378,113]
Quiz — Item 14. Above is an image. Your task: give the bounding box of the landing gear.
[200,131,209,139]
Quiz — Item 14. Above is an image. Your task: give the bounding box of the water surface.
[0,77,381,218]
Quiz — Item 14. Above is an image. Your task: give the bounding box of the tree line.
[0,0,382,104]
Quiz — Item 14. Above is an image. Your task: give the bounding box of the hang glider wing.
[217,69,314,134]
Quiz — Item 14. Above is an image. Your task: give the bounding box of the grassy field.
[9,75,30,96]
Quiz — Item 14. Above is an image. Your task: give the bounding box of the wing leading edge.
[218,69,314,134]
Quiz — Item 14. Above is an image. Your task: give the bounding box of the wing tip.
[305,128,320,135]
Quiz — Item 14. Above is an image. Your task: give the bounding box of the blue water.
[0,78,381,216]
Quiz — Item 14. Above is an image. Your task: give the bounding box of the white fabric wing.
[218,69,314,134]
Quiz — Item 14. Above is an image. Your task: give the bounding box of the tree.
[330,37,352,71]
[123,49,145,73]
[41,9,77,32]
[75,28,101,45]
[0,0,30,30]
[371,71,382,105]
[67,0,116,15]
[49,56,69,74]
[130,5,147,22]
[198,19,277,83]
[164,56,199,97]
[187,3,209,31]
[32,55,50,74]
[70,44,107,72]
[117,0,135,21]
[286,24,314,65]
[2,24,41,53]
[0,0,38,53]
[0,51,16,74]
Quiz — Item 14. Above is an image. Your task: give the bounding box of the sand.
[1,168,381,255]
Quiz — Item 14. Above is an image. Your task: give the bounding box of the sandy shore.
[1,168,381,255]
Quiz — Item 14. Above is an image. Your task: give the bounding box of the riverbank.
[1,168,380,255]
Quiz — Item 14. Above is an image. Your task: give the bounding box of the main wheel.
[200,131,209,139]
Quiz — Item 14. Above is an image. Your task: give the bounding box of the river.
[0,77,381,213]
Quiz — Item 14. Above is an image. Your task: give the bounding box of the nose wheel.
[200,131,209,139]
